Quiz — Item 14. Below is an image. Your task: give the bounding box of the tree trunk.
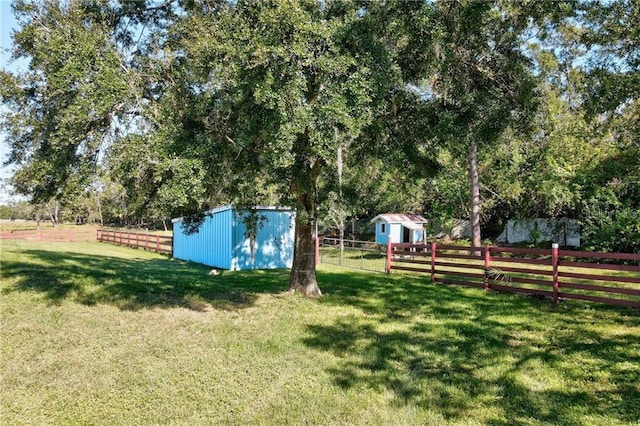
[288,193,322,298]
[49,200,60,227]
[288,128,322,297]
[96,193,103,226]
[288,81,323,297]
[469,139,482,251]
[351,216,356,240]
[337,142,344,265]
[339,220,344,265]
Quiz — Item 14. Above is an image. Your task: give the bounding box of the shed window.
[381,223,386,234]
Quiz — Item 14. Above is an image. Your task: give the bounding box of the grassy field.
[0,220,171,235]
[0,220,95,231]
[1,240,639,425]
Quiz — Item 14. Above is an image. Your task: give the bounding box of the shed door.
[403,226,410,243]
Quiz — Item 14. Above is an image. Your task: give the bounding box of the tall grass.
[1,240,638,425]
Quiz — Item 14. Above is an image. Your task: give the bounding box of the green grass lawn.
[1,240,639,425]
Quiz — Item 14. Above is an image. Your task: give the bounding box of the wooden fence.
[0,228,96,242]
[387,242,640,308]
[97,228,173,255]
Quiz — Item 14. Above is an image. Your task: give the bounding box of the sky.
[0,0,22,202]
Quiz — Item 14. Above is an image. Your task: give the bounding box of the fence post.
[552,243,559,303]
[484,244,491,290]
[145,231,149,250]
[156,235,160,253]
[431,241,436,283]
[385,235,392,274]
[97,228,100,242]
[315,234,320,267]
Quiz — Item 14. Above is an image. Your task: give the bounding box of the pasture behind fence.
[389,242,640,309]
[0,228,96,242]
[319,237,386,273]
[97,228,173,255]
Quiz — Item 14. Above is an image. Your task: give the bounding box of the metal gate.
[319,238,386,273]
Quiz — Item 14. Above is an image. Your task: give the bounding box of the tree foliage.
[1,1,136,204]
[147,0,425,295]
[405,1,546,247]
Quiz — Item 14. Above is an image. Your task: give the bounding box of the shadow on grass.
[309,268,640,424]
[3,245,639,422]
[1,248,288,311]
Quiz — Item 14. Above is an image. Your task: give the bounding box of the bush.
[581,189,640,253]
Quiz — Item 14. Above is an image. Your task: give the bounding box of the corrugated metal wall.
[172,206,295,270]
[231,209,295,270]
[172,208,233,269]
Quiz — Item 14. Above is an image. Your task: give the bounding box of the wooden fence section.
[388,242,640,308]
[0,228,96,242]
[97,228,173,255]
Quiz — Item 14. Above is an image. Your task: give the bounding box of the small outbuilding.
[370,213,427,244]
[172,205,295,270]
[496,218,580,247]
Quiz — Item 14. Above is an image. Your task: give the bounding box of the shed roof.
[400,221,425,230]
[172,204,293,223]
[370,213,427,225]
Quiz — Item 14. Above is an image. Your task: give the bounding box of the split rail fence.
[0,228,96,242]
[387,242,640,309]
[97,228,173,255]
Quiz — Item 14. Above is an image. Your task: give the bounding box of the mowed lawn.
[1,240,639,425]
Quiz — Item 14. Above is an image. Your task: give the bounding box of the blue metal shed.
[172,205,295,270]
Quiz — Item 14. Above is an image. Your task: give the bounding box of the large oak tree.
[171,0,406,296]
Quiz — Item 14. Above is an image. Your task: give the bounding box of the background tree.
[0,0,179,226]
[0,1,137,207]
[418,1,548,248]
[576,0,640,252]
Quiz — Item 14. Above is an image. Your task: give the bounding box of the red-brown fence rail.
[0,228,96,242]
[388,242,640,309]
[97,228,173,255]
